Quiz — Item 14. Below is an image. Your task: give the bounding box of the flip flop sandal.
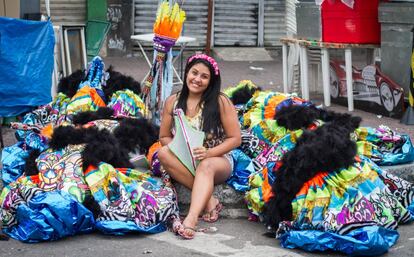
[177,226,196,240]
[202,202,223,223]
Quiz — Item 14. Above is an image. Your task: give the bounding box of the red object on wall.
[321,0,380,44]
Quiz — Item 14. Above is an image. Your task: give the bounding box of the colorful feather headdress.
[142,1,186,124]
[154,1,186,42]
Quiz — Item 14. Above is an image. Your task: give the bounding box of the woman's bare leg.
[180,157,232,237]
[158,146,221,211]
[157,146,194,189]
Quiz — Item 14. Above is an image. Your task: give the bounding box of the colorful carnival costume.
[223,81,414,255]
[0,57,179,242]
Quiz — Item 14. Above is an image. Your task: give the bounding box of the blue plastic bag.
[4,190,95,242]
[379,135,414,165]
[279,226,399,256]
[0,17,55,117]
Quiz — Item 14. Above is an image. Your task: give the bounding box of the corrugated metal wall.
[263,0,296,47]
[180,0,208,47]
[39,0,294,49]
[133,0,157,41]
[213,0,259,46]
[133,0,207,47]
[41,0,86,25]
[132,0,291,48]
[285,0,297,37]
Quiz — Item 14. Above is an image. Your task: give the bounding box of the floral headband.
[188,54,219,75]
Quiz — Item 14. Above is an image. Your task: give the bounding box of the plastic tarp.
[5,190,95,242]
[279,226,399,256]
[227,149,255,192]
[0,17,54,117]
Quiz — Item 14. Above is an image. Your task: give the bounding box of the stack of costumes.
[224,81,414,255]
[0,56,179,242]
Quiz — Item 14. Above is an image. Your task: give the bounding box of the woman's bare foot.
[178,214,198,239]
[202,196,222,222]
[203,197,218,215]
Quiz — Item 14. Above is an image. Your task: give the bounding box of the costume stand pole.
[205,0,213,55]
[400,49,414,124]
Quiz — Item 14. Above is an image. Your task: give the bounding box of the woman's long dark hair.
[176,58,223,136]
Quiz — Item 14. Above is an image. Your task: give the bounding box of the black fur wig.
[72,107,115,125]
[230,85,261,106]
[113,118,159,154]
[274,104,321,130]
[57,67,141,102]
[48,116,159,171]
[104,66,141,101]
[264,105,362,231]
[57,70,86,99]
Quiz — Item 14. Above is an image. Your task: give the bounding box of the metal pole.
[321,48,331,106]
[206,0,213,55]
[257,0,264,47]
[300,45,309,100]
[345,48,354,111]
[282,43,288,93]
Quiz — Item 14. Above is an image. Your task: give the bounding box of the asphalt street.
[1,218,413,257]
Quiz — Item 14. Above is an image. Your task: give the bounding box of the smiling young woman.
[157,53,241,239]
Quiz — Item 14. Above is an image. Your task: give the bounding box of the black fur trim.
[57,70,86,98]
[230,85,261,105]
[275,105,321,130]
[83,194,101,219]
[48,126,88,150]
[72,107,115,125]
[81,128,133,170]
[264,111,361,230]
[49,117,159,171]
[24,149,42,176]
[104,66,141,100]
[113,118,159,154]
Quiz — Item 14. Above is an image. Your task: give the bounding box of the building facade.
[42,0,297,52]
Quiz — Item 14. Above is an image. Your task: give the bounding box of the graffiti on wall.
[107,4,126,52]
[108,34,125,51]
[108,5,122,30]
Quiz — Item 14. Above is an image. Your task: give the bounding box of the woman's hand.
[193,146,209,160]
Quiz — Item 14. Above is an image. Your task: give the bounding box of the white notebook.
[168,109,205,175]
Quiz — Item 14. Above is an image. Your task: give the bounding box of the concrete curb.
[175,182,249,218]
